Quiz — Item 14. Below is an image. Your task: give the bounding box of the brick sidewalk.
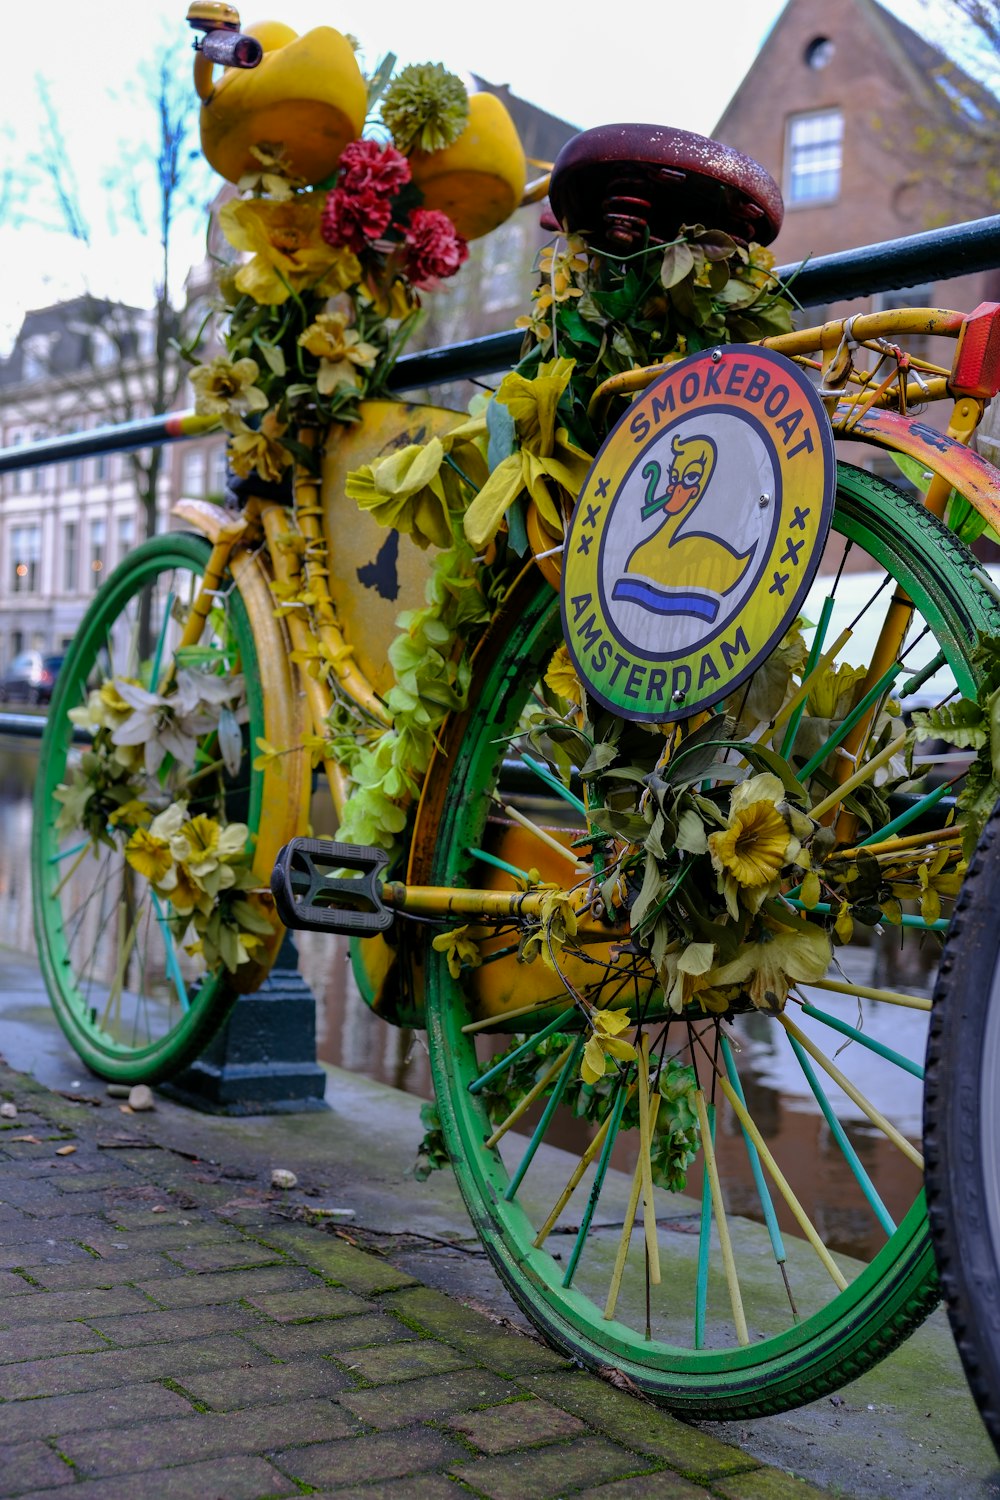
[0,1061,836,1500]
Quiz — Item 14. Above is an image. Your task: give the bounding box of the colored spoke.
[809,732,908,821]
[801,975,931,1011]
[637,1035,661,1287]
[777,1014,923,1170]
[470,1010,579,1096]
[786,1032,896,1238]
[562,1075,630,1288]
[899,647,946,700]
[797,661,903,780]
[604,1094,660,1323]
[799,1000,924,1079]
[505,1036,585,1201]
[466,845,531,881]
[498,800,589,871]
[150,588,176,690]
[855,781,955,846]
[534,1080,637,1248]
[695,1088,749,1345]
[717,1072,849,1292]
[694,1097,715,1350]
[152,891,190,1013]
[518,751,588,817]
[485,1042,576,1151]
[720,1036,787,1267]
[781,594,834,760]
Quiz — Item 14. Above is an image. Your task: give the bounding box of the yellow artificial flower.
[431,924,482,979]
[346,426,489,550]
[236,143,305,200]
[298,311,378,395]
[707,772,801,918]
[463,358,593,549]
[581,1007,637,1085]
[228,412,292,484]
[68,677,136,733]
[544,643,581,705]
[710,915,832,1014]
[108,798,153,830]
[806,660,868,721]
[124,828,173,885]
[710,800,789,888]
[535,237,589,314]
[219,195,362,306]
[190,356,268,433]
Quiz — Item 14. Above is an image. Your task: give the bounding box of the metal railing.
[1,213,997,479]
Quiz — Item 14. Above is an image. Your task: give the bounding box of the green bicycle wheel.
[32,532,267,1084]
[418,464,999,1418]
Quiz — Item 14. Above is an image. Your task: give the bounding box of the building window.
[8,432,26,496]
[11,523,42,594]
[208,444,228,497]
[116,514,135,565]
[93,449,108,483]
[89,517,106,588]
[65,444,83,488]
[804,36,835,69]
[786,109,843,205]
[182,449,205,497]
[63,521,79,594]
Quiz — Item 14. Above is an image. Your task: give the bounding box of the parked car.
[0,652,64,705]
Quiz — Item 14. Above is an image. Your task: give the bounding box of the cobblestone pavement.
[0,1058,840,1500]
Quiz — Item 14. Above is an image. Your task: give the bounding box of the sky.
[0,0,953,353]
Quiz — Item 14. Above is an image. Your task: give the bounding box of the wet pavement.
[0,949,999,1499]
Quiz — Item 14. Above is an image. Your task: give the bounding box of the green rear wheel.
[32,532,265,1083]
[418,465,999,1418]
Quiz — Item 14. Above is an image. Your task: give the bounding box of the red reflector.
[951,302,1000,399]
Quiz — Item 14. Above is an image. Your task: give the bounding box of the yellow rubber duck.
[614,432,756,622]
[191,9,367,187]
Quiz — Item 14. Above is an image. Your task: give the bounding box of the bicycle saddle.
[548,123,783,251]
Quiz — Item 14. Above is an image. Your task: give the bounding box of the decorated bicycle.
[31,1,1000,1419]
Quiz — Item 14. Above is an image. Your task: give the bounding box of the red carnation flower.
[321,186,393,253]
[339,139,412,197]
[404,209,468,289]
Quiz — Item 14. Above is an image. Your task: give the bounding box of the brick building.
[713,0,1000,476]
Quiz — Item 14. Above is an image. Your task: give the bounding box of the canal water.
[2,728,933,1262]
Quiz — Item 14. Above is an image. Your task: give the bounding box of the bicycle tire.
[415,463,1000,1418]
[32,531,298,1084]
[925,799,1000,1458]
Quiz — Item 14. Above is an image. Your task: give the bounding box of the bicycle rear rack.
[271,838,394,936]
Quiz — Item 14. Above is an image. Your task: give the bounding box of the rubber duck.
[408,93,527,241]
[193,13,368,187]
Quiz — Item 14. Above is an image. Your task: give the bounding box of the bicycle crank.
[272,838,617,936]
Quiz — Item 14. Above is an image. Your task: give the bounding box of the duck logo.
[561,346,835,723]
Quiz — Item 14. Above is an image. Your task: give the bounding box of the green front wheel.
[417,465,999,1418]
[32,532,267,1083]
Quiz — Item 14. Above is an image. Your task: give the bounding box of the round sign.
[561,345,836,722]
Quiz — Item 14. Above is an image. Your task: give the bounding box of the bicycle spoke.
[562,1073,630,1288]
[798,999,924,1079]
[802,975,931,1011]
[485,1042,576,1150]
[777,1014,923,1170]
[506,1035,585,1201]
[786,1030,896,1238]
[695,1087,750,1345]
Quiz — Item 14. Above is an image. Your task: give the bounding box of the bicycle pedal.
[271,839,393,936]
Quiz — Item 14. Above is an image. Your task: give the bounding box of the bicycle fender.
[844,406,1000,532]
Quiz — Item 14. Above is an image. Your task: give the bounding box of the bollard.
[161,932,328,1114]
